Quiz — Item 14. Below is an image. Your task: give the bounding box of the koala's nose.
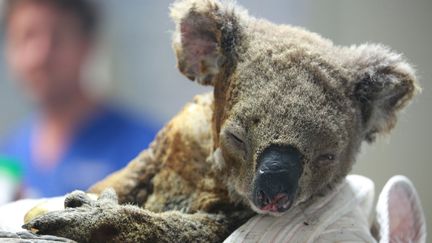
[253,145,303,213]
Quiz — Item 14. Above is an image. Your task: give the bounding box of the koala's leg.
[24,189,242,243]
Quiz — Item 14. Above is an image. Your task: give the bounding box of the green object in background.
[0,156,22,203]
[0,156,22,182]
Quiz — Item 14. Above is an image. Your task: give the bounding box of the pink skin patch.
[260,193,291,212]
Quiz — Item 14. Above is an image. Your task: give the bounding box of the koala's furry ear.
[346,44,420,142]
[170,0,244,86]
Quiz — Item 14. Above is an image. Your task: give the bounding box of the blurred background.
[0,0,430,234]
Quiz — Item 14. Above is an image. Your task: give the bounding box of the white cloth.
[0,197,64,233]
[224,175,377,243]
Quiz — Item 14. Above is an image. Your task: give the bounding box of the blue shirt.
[0,106,159,198]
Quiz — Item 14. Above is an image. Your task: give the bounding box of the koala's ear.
[170,0,242,86]
[346,44,420,142]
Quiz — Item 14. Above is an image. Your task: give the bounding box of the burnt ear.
[347,44,420,142]
[170,0,242,86]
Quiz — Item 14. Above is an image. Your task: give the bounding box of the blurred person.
[0,0,159,200]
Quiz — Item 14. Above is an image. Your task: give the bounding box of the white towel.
[0,197,65,233]
[224,175,377,243]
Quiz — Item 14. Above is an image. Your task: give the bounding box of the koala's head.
[171,0,418,215]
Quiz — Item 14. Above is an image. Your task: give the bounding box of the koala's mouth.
[257,192,293,213]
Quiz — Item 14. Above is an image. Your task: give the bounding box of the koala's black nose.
[253,145,303,213]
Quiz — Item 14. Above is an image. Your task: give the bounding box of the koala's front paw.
[23,188,123,243]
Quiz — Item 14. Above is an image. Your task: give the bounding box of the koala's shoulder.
[150,92,215,180]
[144,93,235,212]
[163,92,214,146]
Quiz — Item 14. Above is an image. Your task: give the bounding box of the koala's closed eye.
[228,132,245,147]
[222,127,249,160]
[226,131,247,154]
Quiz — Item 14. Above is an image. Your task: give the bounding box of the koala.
[20,0,419,242]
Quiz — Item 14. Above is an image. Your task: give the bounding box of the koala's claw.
[97,187,119,203]
[23,205,100,241]
[23,208,78,234]
[63,188,118,209]
[64,190,94,208]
